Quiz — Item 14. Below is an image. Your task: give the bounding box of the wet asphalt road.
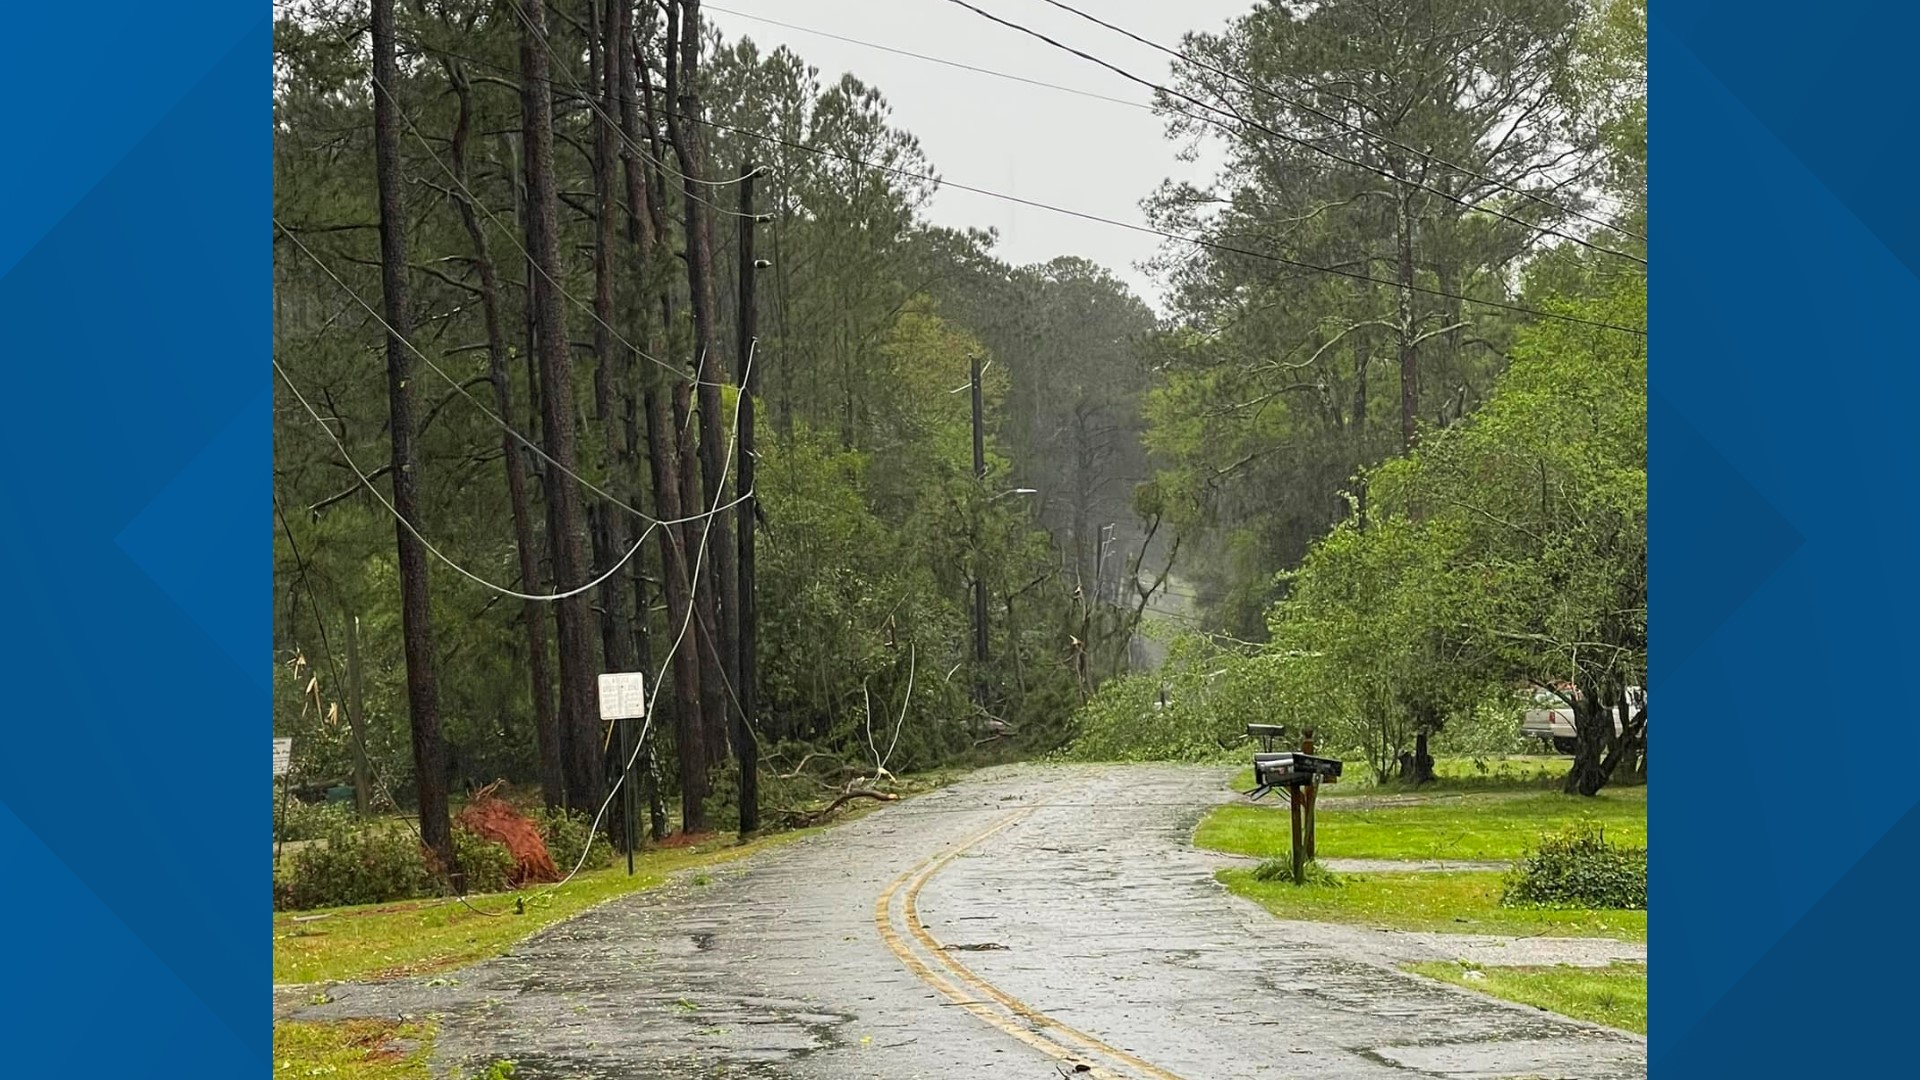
[283,764,1647,1079]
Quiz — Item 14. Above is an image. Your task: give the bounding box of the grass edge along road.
[272,1018,434,1080]
[275,827,814,986]
[1404,960,1648,1034]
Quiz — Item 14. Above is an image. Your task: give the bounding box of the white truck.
[1522,685,1644,754]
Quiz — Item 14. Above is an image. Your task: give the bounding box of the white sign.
[272,737,292,778]
[598,672,648,721]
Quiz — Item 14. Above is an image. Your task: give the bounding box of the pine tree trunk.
[625,6,709,835]
[519,0,604,816]
[589,0,643,849]
[371,0,454,873]
[505,130,569,809]
[448,70,563,810]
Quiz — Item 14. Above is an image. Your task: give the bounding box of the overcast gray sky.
[703,1,1261,312]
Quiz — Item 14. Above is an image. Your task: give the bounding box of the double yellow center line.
[872,807,1190,1080]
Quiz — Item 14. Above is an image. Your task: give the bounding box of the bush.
[1503,823,1646,910]
[532,806,614,873]
[1251,858,1342,887]
[451,829,517,895]
[276,821,433,911]
[274,794,351,843]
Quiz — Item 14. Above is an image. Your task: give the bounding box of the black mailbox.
[1253,752,1343,790]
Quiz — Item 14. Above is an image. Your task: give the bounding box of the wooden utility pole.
[371,0,453,872]
[1396,184,1419,452]
[734,161,762,836]
[623,1,709,836]
[666,0,739,771]
[970,354,989,707]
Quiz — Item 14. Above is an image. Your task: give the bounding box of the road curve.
[285,764,1647,1079]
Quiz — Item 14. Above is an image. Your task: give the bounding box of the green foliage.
[276,821,434,911]
[450,830,517,895]
[1063,635,1273,762]
[531,806,614,873]
[1504,823,1647,910]
[275,794,352,843]
[1251,858,1342,887]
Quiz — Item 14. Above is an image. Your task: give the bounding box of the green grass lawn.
[274,830,812,984]
[1406,961,1647,1033]
[1219,867,1646,941]
[1197,788,1645,863]
[273,1019,433,1079]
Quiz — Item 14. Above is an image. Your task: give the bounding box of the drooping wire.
[1027,0,1643,240]
[275,356,658,602]
[274,218,753,528]
[940,0,1646,267]
[370,36,1644,336]
[704,3,1151,112]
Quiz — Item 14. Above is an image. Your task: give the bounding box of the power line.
[275,356,655,602]
[370,37,1644,334]
[941,0,1646,267]
[705,4,1152,112]
[1028,0,1643,242]
[536,322,758,895]
[273,321,757,908]
[275,219,752,528]
[692,112,1645,334]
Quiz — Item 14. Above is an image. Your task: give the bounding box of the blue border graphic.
[1655,0,1920,1073]
[0,3,266,1072]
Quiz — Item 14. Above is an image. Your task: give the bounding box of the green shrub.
[1503,823,1646,910]
[274,794,351,843]
[1251,858,1342,887]
[532,806,614,872]
[451,830,517,895]
[276,821,433,911]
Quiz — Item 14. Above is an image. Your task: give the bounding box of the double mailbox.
[1252,751,1344,789]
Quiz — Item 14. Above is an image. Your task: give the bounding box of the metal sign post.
[597,673,647,876]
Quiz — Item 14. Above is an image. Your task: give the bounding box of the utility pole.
[734,161,763,836]
[970,354,989,708]
[1094,523,1115,607]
